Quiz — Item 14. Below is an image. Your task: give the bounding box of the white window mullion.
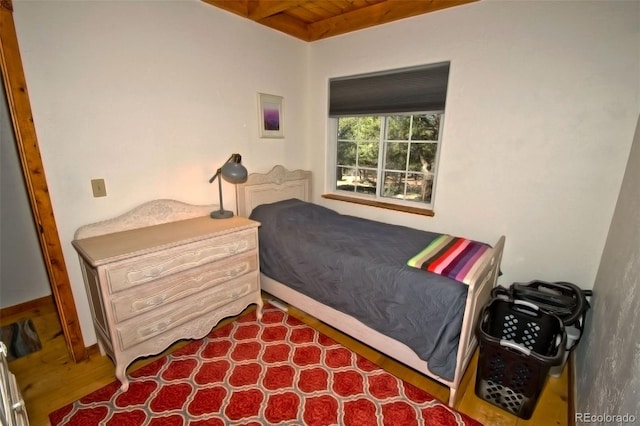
[328,118,338,194]
[429,113,445,207]
[377,116,387,198]
[404,115,414,198]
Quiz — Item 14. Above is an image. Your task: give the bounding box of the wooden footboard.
[237,165,506,406]
[451,234,505,404]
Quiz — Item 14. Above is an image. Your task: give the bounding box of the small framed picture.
[258,93,284,138]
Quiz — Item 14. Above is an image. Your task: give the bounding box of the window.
[336,113,442,207]
[328,63,449,213]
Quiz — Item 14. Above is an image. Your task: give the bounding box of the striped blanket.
[407,235,491,285]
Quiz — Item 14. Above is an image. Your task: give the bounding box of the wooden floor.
[1,295,569,426]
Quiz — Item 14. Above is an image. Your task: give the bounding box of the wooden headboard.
[236,165,311,218]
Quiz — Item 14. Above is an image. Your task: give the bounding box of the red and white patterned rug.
[50,304,481,425]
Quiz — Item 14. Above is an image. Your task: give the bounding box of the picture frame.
[258,93,284,138]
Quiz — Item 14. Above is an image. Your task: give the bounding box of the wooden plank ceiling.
[202,0,476,42]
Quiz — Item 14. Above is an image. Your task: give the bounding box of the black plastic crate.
[492,280,591,351]
[491,280,592,377]
[475,298,566,419]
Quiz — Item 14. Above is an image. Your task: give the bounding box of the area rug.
[49,304,482,425]
[0,318,42,361]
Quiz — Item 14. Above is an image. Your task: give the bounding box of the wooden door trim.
[1,1,86,362]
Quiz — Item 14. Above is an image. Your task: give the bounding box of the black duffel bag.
[491,280,591,351]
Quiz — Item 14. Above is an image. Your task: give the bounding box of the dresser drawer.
[115,271,259,350]
[110,252,258,323]
[105,229,257,293]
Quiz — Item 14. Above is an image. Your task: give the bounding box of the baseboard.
[0,294,54,320]
[86,343,102,357]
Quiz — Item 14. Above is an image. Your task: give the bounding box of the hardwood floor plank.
[4,295,568,425]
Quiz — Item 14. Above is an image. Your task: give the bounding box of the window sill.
[321,193,435,217]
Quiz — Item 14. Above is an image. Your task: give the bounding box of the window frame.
[324,111,444,216]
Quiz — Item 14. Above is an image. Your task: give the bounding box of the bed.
[236,165,505,406]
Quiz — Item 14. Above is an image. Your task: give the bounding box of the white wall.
[13,0,307,344]
[1,72,51,308]
[307,0,640,289]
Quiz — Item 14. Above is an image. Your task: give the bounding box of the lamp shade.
[221,161,248,183]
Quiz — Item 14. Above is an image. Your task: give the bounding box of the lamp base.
[210,209,234,219]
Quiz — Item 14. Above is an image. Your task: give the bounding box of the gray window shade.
[329,62,450,117]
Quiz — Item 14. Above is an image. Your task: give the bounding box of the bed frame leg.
[448,387,458,407]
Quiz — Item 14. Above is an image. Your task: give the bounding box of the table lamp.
[208,153,248,219]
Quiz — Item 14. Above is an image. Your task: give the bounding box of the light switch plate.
[91,178,107,197]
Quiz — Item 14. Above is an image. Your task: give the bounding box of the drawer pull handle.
[223,241,248,255]
[229,285,250,299]
[132,295,167,311]
[225,266,246,277]
[143,268,162,278]
[146,295,165,307]
[225,244,239,254]
[140,320,170,337]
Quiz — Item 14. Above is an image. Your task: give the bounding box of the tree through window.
[336,113,442,205]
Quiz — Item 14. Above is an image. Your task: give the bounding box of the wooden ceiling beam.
[259,13,312,41]
[201,0,477,42]
[202,0,250,17]
[307,0,476,41]
[248,0,306,21]
[304,1,346,15]
[285,5,326,24]
[202,0,310,40]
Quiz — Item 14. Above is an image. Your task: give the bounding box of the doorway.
[1,2,86,362]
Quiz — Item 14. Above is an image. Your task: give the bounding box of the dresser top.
[72,215,259,266]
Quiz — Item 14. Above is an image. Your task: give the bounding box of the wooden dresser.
[72,201,262,391]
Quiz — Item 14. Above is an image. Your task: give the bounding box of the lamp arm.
[208,153,237,183]
[208,168,221,184]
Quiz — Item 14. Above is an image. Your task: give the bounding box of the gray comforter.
[250,198,469,381]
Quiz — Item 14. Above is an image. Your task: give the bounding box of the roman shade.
[329,62,450,117]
